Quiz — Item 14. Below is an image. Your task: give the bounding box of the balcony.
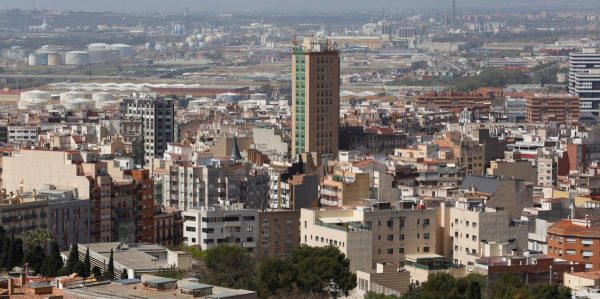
[320,188,338,197]
[243,242,256,248]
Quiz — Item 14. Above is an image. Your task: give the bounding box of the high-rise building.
[121,96,175,166]
[292,36,340,158]
[569,48,600,116]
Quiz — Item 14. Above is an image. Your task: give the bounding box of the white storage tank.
[216,92,242,103]
[65,51,90,65]
[110,44,134,57]
[28,53,41,66]
[47,52,63,66]
[60,91,86,103]
[64,98,96,111]
[92,92,115,107]
[19,90,51,109]
[88,48,113,63]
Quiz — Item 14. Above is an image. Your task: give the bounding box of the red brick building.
[131,169,155,243]
[548,218,600,270]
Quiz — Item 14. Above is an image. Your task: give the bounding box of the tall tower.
[452,0,456,27]
[292,37,340,158]
[569,48,600,116]
[184,9,190,36]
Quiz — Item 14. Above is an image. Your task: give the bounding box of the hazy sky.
[2,0,600,13]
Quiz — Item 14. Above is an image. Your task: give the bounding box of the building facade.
[292,36,340,158]
[121,96,175,166]
[569,48,600,116]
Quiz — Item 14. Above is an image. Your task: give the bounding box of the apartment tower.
[569,48,600,116]
[121,96,175,166]
[292,36,340,158]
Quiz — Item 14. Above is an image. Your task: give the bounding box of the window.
[399,234,405,240]
[185,226,196,232]
[424,233,430,239]
[387,248,394,254]
[387,235,394,241]
[399,247,404,254]
[423,247,430,253]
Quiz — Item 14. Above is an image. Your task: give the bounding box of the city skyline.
[2,0,600,13]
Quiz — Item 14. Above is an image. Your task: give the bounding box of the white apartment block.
[8,126,39,145]
[182,204,258,255]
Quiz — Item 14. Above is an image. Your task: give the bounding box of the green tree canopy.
[256,258,297,298]
[203,245,256,290]
[63,243,80,274]
[106,249,115,280]
[83,247,91,278]
[41,241,63,277]
[23,245,45,274]
[289,245,357,298]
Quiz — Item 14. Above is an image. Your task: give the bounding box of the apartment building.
[121,96,175,166]
[415,92,492,113]
[300,204,437,272]
[156,161,269,211]
[525,94,579,125]
[569,48,600,116]
[460,176,533,218]
[292,36,340,157]
[0,187,90,250]
[182,204,258,255]
[320,170,370,207]
[547,218,600,270]
[537,155,558,187]
[257,210,300,259]
[447,200,528,268]
[486,159,537,185]
[2,149,113,242]
[7,126,39,146]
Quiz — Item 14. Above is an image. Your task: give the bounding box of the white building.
[182,204,258,255]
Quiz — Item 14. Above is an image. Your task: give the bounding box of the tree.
[23,245,45,274]
[529,284,571,299]
[19,229,54,249]
[202,245,256,290]
[6,234,19,270]
[41,241,63,277]
[106,249,114,280]
[83,247,91,278]
[0,235,8,269]
[91,266,102,279]
[290,245,356,298]
[72,261,85,276]
[121,269,129,280]
[488,273,529,299]
[256,258,297,298]
[63,243,80,274]
[365,292,401,299]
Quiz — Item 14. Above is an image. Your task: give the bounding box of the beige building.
[446,200,528,268]
[2,149,113,242]
[300,205,437,272]
[292,36,340,158]
[564,271,600,291]
[356,263,411,297]
[404,254,466,285]
[537,155,557,187]
[486,159,537,184]
[320,171,370,207]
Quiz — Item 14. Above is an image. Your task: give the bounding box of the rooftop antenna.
[32,0,35,12]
